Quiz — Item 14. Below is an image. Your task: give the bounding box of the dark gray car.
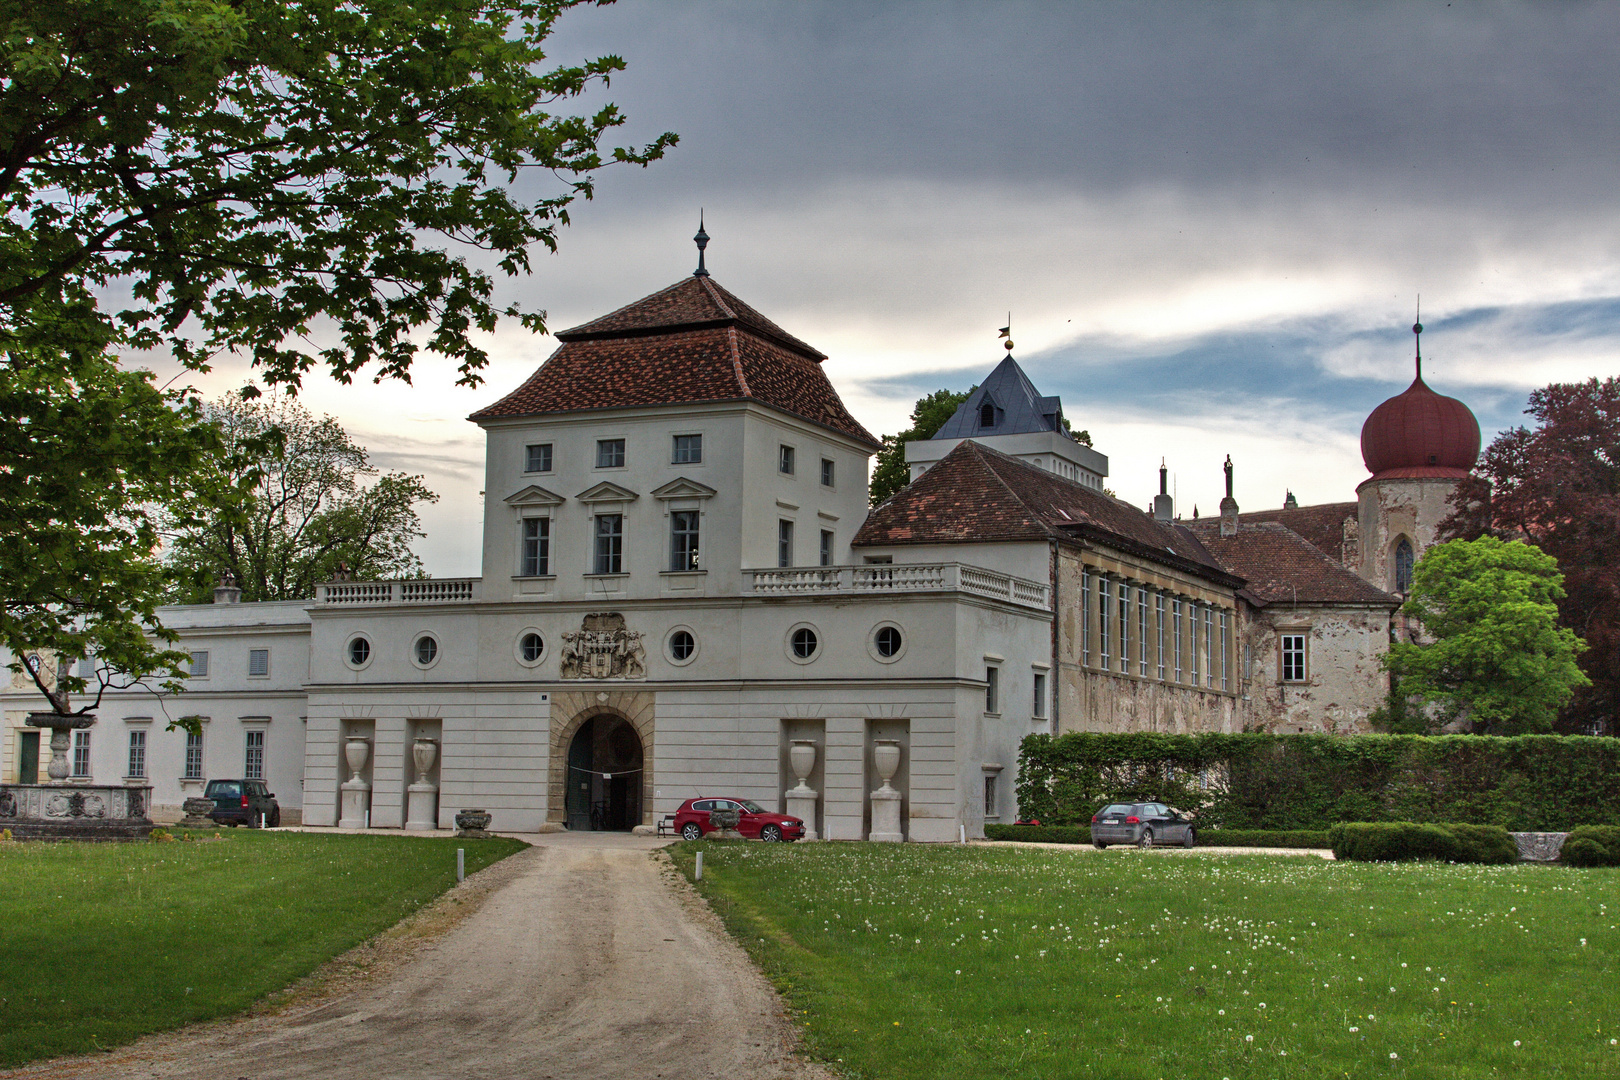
[1089,801,1196,849]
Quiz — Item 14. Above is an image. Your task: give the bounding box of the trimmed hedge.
[981,824,1331,848]
[1328,821,1518,864]
[1563,825,1620,867]
[1016,731,1620,831]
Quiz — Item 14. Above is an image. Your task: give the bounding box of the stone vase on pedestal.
[785,739,820,840]
[338,737,372,830]
[869,739,904,842]
[405,738,439,831]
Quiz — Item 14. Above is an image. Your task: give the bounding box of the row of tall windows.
[521,513,839,575]
[77,729,253,782]
[523,435,840,489]
[1078,569,1232,691]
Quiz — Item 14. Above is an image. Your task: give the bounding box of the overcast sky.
[181,1,1620,575]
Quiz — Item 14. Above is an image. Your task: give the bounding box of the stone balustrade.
[748,563,1050,611]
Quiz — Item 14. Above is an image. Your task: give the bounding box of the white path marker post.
[457,848,465,882]
[695,851,703,881]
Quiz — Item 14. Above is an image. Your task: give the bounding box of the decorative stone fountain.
[338,736,372,829]
[868,739,904,842]
[0,712,153,840]
[785,739,820,840]
[405,737,440,831]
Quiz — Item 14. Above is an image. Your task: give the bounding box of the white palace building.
[2,243,1481,838]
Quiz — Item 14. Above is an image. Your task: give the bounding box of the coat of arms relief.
[559,612,647,680]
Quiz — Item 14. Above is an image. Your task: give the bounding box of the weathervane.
[998,313,1013,354]
[693,211,710,278]
[1413,296,1423,382]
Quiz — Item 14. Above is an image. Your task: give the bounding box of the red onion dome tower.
[1359,320,1480,480]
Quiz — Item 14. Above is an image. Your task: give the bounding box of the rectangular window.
[778,444,795,474]
[593,514,623,574]
[1204,607,1215,688]
[248,648,269,677]
[521,517,551,576]
[1281,633,1308,682]
[1081,570,1092,666]
[188,650,209,677]
[777,519,794,567]
[985,666,999,713]
[1098,578,1111,669]
[1189,603,1200,686]
[72,730,91,778]
[184,731,204,780]
[595,438,625,468]
[524,442,553,473]
[1118,582,1130,674]
[127,730,146,778]
[672,434,702,464]
[1032,671,1047,718]
[820,457,835,486]
[1138,588,1149,677]
[984,774,998,818]
[244,730,265,781]
[1220,610,1231,691]
[1155,592,1166,681]
[670,510,701,571]
[820,529,834,567]
[76,656,94,679]
[1173,599,1183,683]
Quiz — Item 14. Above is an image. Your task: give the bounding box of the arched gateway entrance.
[564,715,644,831]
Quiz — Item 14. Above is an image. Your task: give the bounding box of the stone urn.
[707,806,745,840]
[869,739,904,842]
[178,796,216,829]
[785,739,820,841]
[406,738,440,831]
[344,737,371,778]
[338,736,372,830]
[455,808,492,838]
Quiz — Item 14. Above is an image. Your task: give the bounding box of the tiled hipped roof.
[852,441,1233,581]
[1238,502,1357,562]
[1187,522,1397,607]
[469,277,879,448]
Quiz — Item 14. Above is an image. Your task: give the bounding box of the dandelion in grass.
[1245,1035,1253,1043]
[1514,1040,1521,1047]
[1390,1052,1399,1060]
[1350,1027,1359,1033]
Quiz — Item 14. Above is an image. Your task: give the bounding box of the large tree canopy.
[1383,536,1588,735]
[1440,377,1620,731]
[1,0,676,388]
[164,393,438,603]
[869,388,974,506]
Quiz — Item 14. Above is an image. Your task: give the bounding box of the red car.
[674,797,805,842]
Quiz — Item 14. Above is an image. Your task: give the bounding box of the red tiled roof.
[853,441,1235,582]
[469,278,878,448]
[1187,521,1397,606]
[1238,502,1356,562]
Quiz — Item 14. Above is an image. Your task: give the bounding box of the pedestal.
[178,796,216,829]
[786,790,819,840]
[339,780,371,829]
[405,782,439,831]
[869,788,904,842]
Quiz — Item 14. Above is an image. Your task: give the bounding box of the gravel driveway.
[5,832,829,1080]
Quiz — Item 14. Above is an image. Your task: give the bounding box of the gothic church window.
[1394,538,1415,594]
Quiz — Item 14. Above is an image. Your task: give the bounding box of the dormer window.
[979,399,997,428]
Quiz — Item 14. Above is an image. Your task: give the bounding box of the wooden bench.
[656,813,677,837]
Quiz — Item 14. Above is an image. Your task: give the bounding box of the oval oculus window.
[520,632,544,663]
[414,636,438,665]
[875,626,903,658]
[670,629,696,661]
[347,637,370,665]
[790,627,819,659]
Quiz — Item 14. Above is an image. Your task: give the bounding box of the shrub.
[1199,829,1331,849]
[984,824,1086,844]
[1560,838,1613,867]
[1563,825,1620,866]
[1329,822,1518,863]
[1016,731,1620,830]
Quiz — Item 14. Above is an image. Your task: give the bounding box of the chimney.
[212,570,241,605]
[1153,458,1174,522]
[1219,455,1239,537]
[1283,490,1298,510]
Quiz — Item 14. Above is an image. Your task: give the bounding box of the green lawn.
[671,842,1619,1080]
[0,831,526,1067]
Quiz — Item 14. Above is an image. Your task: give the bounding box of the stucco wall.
[1240,604,1392,733]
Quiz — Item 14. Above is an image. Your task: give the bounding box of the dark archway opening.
[565,715,644,831]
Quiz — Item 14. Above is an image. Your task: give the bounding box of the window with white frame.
[248,648,270,677]
[1155,592,1166,681]
[244,730,265,780]
[985,665,999,713]
[1032,670,1047,718]
[670,510,700,571]
[1098,578,1111,669]
[1137,588,1149,677]
[524,442,553,473]
[1281,633,1308,682]
[593,513,623,574]
[72,730,91,778]
[127,730,146,778]
[983,774,998,818]
[521,516,550,576]
[1081,570,1092,666]
[820,457,835,486]
[189,650,209,677]
[1172,598,1184,682]
[595,438,625,468]
[1204,606,1215,688]
[777,519,794,567]
[819,529,834,567]
[1220,610,1230,691]
[672,433,702,464]
[184,730,204,780]
[1189,603,1200,685]
[1117,581,1130,673]
[778,444,795,474]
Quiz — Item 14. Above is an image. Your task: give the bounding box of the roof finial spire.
[997,314,1013,354]
[1412,296,1423,382]
[693,211,710,278]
